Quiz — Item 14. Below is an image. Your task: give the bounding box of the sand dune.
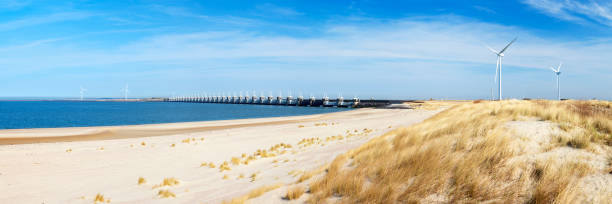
[0,108,439,203]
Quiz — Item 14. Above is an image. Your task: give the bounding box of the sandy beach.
[0,108,439,203]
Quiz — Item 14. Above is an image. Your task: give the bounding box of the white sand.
[0,108,439,204]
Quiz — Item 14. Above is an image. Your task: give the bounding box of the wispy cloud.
[522,0,612,27]
[4,15,611,74]
[0,0,31,10]
[148,4,208,19]
[473,5,496,14]
[1,15,611,99]
[255,3,303,16]
[0,12,93,31]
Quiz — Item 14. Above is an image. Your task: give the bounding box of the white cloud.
[3,16,612,73]
[0,15,611,99]
[0,12,93,31]
[522,0,612,27]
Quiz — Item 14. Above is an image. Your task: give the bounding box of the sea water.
[0,101,345,129]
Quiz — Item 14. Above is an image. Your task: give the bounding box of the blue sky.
[0,0,611,100]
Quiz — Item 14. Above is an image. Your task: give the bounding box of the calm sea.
[0,101,345,129]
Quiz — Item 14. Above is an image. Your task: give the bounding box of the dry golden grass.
[305,100,611,203]
[137,177,146,185]
[284,186,305,200]
[250,173,258,182]
[298,125,305,128]
[222,183,283,204]
[140,141,146,146]
[93,193,110,203]
[314,122,328,127]
[65,148,72,152]
[157,189,176,198]
[231,157,241,165]
[223,174,229,180]
[219,161,232,172]
[170,143,175,147]
[152,177,180,189]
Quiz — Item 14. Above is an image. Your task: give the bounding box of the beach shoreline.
[0,107,440,203]
[0,110,347,145]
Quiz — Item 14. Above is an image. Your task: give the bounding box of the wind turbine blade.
[498,37,517,54]
[486,45,498,54]
[550,67,557,72]
[557,62,562,72]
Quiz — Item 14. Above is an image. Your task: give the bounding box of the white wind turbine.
[79,86,87,101]
[121,84,129,101]
[487,37,517,100]
[550,62,562,101]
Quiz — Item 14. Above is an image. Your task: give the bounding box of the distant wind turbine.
[79,86,87,101]
[550,62,562,101]
[487,37,517,100]
[121,84,129,101]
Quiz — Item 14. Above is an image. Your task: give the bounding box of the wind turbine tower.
[121,84,130,101]
[487,38,517,100]
[550,62,562,101]
[79,86,87,101]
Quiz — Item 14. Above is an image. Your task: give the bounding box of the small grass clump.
[66,148,72,152]
[158,189,176,198]
[297,137,321,148]
[284,186,305,200]
[250,173,258,182]
[219,161,231,172]
[298,125,305,128]
[94,193,110,203]
[152,177,180,189]
[141,142,146,146]
[223,174,229,180]
[137,177,146,185]
[170,143,175,147]
[231,157,241,165]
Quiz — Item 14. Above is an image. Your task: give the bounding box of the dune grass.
[152,177,180,189]
[157,189,176,198]
[93,193,110,203]
[304,100,611,203]
[222,183,283,204]
[284,186,305,200]
[137,177,146,185]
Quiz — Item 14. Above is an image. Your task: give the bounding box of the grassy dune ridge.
[305,100,611,203]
